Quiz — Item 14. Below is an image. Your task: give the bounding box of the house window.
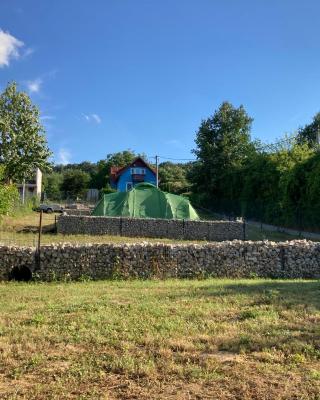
[126,182,133,191]
[131,168,146,175]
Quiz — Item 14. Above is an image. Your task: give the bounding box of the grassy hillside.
[0,279,319,399]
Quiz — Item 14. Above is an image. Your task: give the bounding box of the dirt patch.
[202,351,240,363]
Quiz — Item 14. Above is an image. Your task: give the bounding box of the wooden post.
[22,179,26,204]
[35,210,43,270]
[38,210,43,250]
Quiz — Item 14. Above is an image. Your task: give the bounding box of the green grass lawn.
[0,279,320,399]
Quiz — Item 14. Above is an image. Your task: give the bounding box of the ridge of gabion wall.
[57,215,244,241]
[0,240,319,281]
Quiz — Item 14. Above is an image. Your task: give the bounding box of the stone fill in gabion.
[57,215,244,241]
[0,240,319,281]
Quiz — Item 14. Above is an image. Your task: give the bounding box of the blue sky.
[0,0,320,164]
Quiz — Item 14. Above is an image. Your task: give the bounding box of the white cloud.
[40,115,55,121]
[23,47,35,58]
[83,113,102,124]
[26,78,42,94]
[0,29,24,67]
[91,113,101,124]
[57,148,71,165]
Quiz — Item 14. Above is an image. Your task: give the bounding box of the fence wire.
[0,212,57,247]
[0,233,37,247]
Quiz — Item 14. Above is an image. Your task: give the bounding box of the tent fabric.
[92,183,200,220]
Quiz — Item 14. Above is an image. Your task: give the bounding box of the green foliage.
[240,153,280,221]
[43,172,63,201]
[238,142,314,225]
[0,183,18,215]
[91,150,139,189]
[283,152,320,230]
[14,196,39,216]
[297,112,320,148]
[192,101,255,198]
[54,161,98,187]
[158,162,191,194]
[100,184,116,195]
[55,150,141,191]
[190,102,320,230]
[89,159,108,189]
[49,150,148,198]
[0,166,19,215]
[0,82,52,182]
[60,169,90,199]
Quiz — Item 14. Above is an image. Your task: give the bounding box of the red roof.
[110,157,156,183]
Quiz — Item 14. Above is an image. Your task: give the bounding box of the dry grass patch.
[0,279,319,399]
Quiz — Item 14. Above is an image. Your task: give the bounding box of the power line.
[149,135,300,163]
[150,155,197,162]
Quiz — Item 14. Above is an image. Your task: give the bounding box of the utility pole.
[155,155,159,188]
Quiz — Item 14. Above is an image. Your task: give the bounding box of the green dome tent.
[92,183,200,220]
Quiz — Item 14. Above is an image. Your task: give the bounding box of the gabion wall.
[64,209,91,216]
[57,215,244,241]
[0,240,319,281]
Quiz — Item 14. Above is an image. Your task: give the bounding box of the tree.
[192,102,254,197]
[43,172,63,201]
[60,170,90,199]
[297,112,320,147]
[52,151,150,191]
[0,82,52,182]
[240,152,280,221]
[91,150,143,189]
[280,150,320,230]
[158,162,192,194]
[54,161,98,176]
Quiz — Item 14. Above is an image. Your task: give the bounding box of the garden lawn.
[0,279,320,399]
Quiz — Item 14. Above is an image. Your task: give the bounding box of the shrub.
[0,184,18,215]
[0,166,19,216]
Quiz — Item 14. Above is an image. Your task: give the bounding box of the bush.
[0,182,19,215]
[14,196,40,216]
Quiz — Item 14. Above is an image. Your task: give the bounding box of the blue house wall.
[114,167,156,192]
